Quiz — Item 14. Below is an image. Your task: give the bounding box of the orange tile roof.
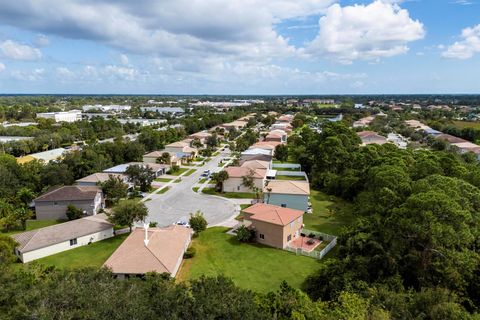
[225,167,267,179]
[240,160,270,170]
[103,225,191,275]
[243,203,304,226]
[264,180,310,195]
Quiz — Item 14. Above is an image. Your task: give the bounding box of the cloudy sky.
[0,0,478,94]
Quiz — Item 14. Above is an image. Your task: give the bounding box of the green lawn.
[33,233,129,269]
[2,219,64,236]
[275,175,306,181]
[451,120,480,130]
[304,190,354,235]
[173,179,181,183]
[177,227,323,292]
[192,187,200,193]
[202,188,256,199]
[274,167,301,172]
[155,177,173,182]
[212,151,220,156]
[184,169,197,176]
[157,187,170,194]
[168,168,189,176]
[198,178,207,184]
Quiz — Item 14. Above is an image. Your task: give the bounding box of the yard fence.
[275,171,308,180]
[285,228,337,260]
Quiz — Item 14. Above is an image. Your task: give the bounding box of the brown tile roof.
[264,180,310,195]
[225,167,267,179]
[35,186,101,202]
[250,141,282,150]
[240,160,270,170]
[436,134,468,144]
[76,173,126,184]
[103,225,191,275]
[188,131,212,139]
[243,203,304,226]
[12,215,113,253]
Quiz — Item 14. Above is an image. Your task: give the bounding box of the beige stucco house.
[242,203,304,249]
[103,225,192,278]
[143,151,182,166]
[222,167,267,193]
[12,215,114,263]
[34,186,104,220]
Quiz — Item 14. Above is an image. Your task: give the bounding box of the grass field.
[451,120,480,129]
[192,187,199,193]
[168,168,189,176]
[177,227,323,292]
[275,175,306,181]
[274,167,301,171]
[198,178,207,184]
[2,219,65,236]
[155,177,173,182]
[304,190,354,235]
[184,169,197,176]
[157,187,170,194]
[33,233,129,269]
[202,188,256,199]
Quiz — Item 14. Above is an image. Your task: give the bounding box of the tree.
[192,138,203,149]
[100,175,129,205]
[211,170,229,192]
[241,169,256,191]
[236,225,255,242]
[14,206,32,230]
[125,164,155,192]
[206,134,218,148]
[156,152,171,165]
[66,204,83,221]
[274,144,289,162]
[109,200,148,232]
[16,187,36,207]
[189,210,207,234]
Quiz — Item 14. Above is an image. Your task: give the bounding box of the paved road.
[143,148,238,227]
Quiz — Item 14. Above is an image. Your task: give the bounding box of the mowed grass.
[304,190,354,236]
[2,219,64,236]
[177,227,322,292]
[184,169,197,176]
[168,167,189,176]
[202,188,256,199]
[275,175,306,181]
[451,120,480,129]
[155,177,173,182]
[33,233,129,269]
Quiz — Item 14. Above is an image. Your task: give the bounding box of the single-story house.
[17,148,68,165]
[34,186,104,220]
[357,131,388,146]
[76,172,130,187]
[103,225,191,278]
[143,151,182,166]
[352,116,375,128]
[265,131,287,143]
[242,203,304,249]
[223,167,267,193]
[12,215,114,263]
[250,141,282,153]
[240,153,273,164]
[221,120,248,131]
[241,148,273,157]
[103,162,169,178]
[241,159,271,170]
[435,133,468,144]
[450,141,480,160]
[270,123,293,132]
[276,115,294,123]
[164,141,198,158]
[188,131,212,145]
[263,180,310,211]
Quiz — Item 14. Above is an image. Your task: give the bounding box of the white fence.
[285,228,337,260]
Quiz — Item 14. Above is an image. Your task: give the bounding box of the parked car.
[175,220,191,228]
[306,207,313,214]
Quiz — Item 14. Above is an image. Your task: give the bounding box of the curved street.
[143,148,239,227]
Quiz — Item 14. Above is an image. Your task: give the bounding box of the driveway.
[143,147,238,227]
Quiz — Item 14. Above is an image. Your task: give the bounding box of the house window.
[259,234,265,240]
[287,235,292,242]
[53,201,58,206]
[237,186,240,191]
[281,204,286,208]
[69,238,77,246]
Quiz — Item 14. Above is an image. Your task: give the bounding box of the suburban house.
[263,180,310,211]
[450,141,480,160]
[276,115,294,123]
[164,141,198,159]
[250,141,282,153]
[143,151,182,166]
[265,130,287,143]
[352,116,375,128]
[17,147,68,165]
[240,153,273,164]
[103,162,169,178]
[12,215,114,263]
[188,131,212,146]
[223,167,267,193]
[242,203,304,249]
[241,159,271,170]
[435,133,468,144]
[357,131,388,146]
[221,120,248,131]
[76,172,130,187]
[34,186,104,220]
[103,225,192,278]
[270,123,293,132]
[241,148,273,157]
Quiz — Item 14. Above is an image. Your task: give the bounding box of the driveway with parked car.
[143,148,238,227]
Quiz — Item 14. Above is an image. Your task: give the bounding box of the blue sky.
[0,0,479,94]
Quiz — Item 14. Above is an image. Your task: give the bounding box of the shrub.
[189,210,208,234]
[66,204,83,221]
[149,221,158,227]
[236,225,255,243]
[183,247,196,259]
[308,233,316,238]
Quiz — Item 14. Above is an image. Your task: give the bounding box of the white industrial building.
[36,110,82,123]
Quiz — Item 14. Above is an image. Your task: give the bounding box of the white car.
[175,220,191,228]
[306,207,313,214]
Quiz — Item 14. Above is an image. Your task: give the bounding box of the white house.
[12,215,114,263]
[223,167,267,193]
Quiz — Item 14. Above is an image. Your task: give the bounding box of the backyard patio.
[289,235,322,252]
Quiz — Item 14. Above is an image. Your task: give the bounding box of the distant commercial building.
[140,107,184,115]
[117,119,167,127]
[36,110,82,123]
[82,105,131,113]
[0,136,33,143]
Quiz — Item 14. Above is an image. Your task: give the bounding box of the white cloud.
[0,40,42,61]
[442,24,480,59]
[0,62,5,72]
[56,67,75,79]
[35,34,50,47]
[11,68,44,81]
[119,54,129,65]
[307,1,425,63]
